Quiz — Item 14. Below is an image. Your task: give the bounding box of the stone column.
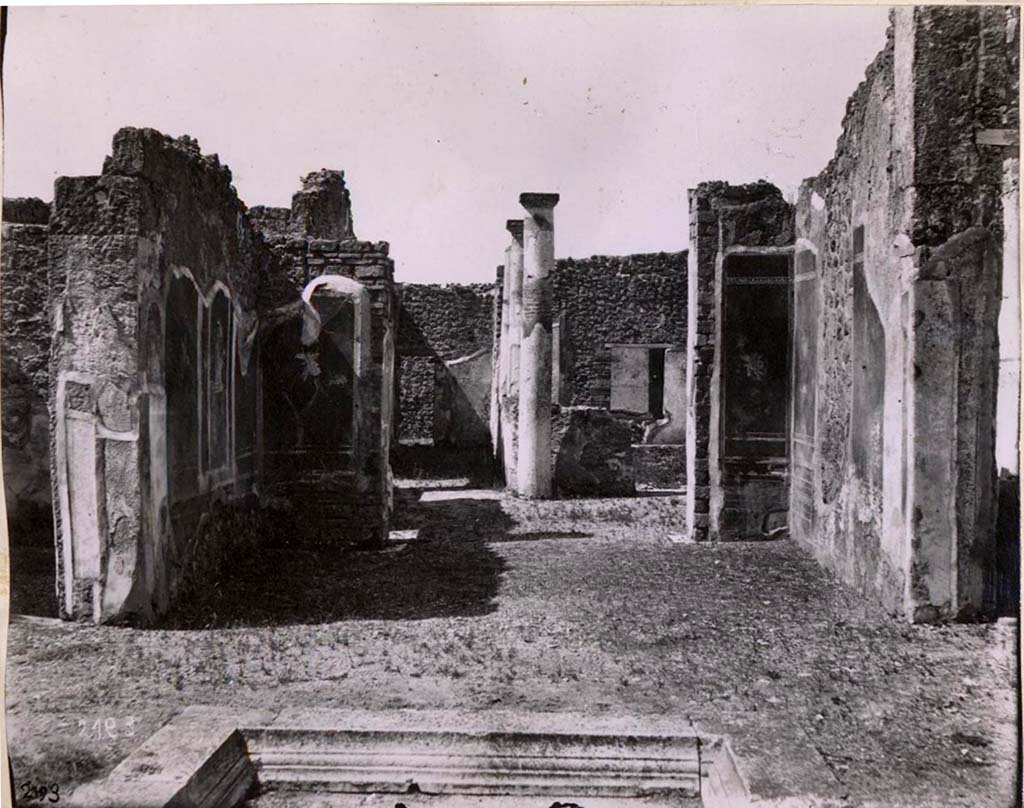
[516,193,559,498]
[500,222,526,491]
[490,264,506,457]
[498,262,512,397]
[506,220,525,396]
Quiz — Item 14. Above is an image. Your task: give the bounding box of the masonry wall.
[2,199,53,540]
[790,6,1018,621]
[686,182,794,541]
[552,252,686,406]
[395,283,495,447]
[253,183,396,546]
[48,128,265,623]
[551,252,688,489]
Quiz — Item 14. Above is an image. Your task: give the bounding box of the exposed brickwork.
[686,182,794,542]
[253,231,396,545]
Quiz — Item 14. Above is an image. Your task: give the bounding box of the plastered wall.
[790,6,1018,621]
[48,128,265,623]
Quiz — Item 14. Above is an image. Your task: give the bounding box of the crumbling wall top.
[689,180,787,211]
[557,251,687,272]
[102,127,236,193]
[248,169,357,243]
[2,197,50,225]
[290,169,355,241]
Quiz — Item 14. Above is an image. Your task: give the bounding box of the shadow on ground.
[158,494,515,628]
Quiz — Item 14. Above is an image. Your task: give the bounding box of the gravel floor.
[4,479,1018,807]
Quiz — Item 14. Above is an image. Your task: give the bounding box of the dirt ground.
[4,465,1019,807]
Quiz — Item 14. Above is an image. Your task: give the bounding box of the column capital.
[506,219,524,241]
[519,192,560,210]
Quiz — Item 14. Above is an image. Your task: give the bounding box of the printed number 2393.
[18,782,59,803]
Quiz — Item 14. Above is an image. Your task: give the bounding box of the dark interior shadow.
[391,444,501,488]
[432,359,493,449]
[395,301,493,451]
[7,505,58,618]
[996,471,1020,617]
[157,492,516,629]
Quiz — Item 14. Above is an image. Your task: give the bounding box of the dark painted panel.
[261,296,355,469]
[851,253,885,489]
[234,328,258,468]
[722,254,791,466]
[165,276,200,503]
[207,292,231,470]
[306,292,356,449]
[261,317,305,462]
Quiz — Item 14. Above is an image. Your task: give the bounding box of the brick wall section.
[312,239,396,541]
[552,252,687,408]
[684,179,794,540]
[685,193,718,541]
[1,201,53,537]
[255,234,397,544]
[685,182,794,542]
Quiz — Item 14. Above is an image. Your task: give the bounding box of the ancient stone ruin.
[786,5,1019,621]
[1,5,1018,627]
[484,5,1020,622]
[3,129,396,624]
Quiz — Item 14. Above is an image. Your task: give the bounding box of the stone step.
[68,707,728,808]
[248,791,702,807]
[247,727,701,800]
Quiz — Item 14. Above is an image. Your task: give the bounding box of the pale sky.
[2,4,890,283]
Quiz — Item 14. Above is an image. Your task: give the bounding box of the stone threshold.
[65,707,751,808]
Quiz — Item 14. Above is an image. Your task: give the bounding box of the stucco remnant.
[788,6,1018,621]
[5,127,396,624]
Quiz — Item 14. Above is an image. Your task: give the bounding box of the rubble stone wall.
[550,252,688,489]
[395,283,495,447]
[552,252,687,409]
[2,201,54,540]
